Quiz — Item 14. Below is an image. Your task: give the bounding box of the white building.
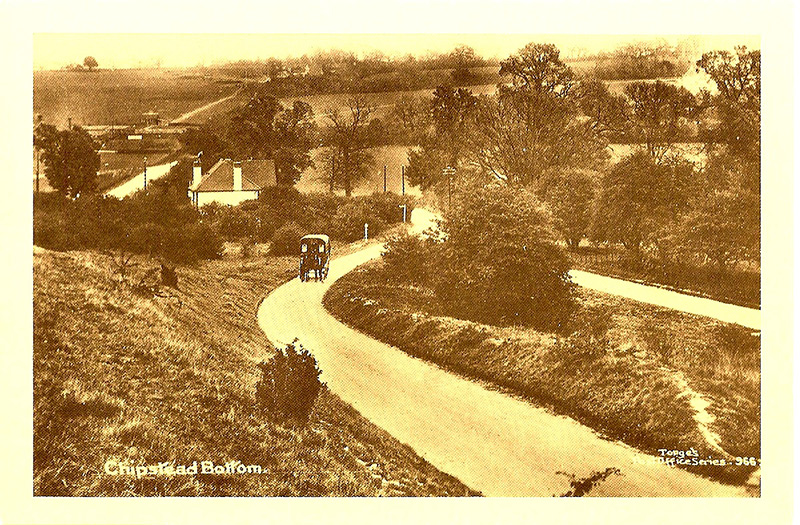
[189,158,276,207]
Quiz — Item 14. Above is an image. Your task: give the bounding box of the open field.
[33,69,239,127]
[324,260,761,487]
[33,246,477,496]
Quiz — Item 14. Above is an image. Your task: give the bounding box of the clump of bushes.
[33,186,223,264]
[270,222,304,255]
[203,188,414,246]
[329,200,387,242]
[382,185,576,331]
[382,232,436,284]
[255,342,323,423]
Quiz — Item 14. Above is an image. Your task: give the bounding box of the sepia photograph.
[1,0,795,523]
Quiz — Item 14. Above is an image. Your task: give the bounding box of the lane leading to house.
[104,161,178,199]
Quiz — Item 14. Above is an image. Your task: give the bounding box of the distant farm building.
[189,158,276,206]
[142,111,161,126]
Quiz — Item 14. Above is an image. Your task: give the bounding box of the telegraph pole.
[383,165,387,193]
[143,156,148,190]
[34,114,42,194]
[401,165,405,196]
[442,166,456,212]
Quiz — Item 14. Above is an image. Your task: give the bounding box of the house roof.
[193,159,276,192]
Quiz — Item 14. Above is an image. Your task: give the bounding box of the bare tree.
[324,96,376,196]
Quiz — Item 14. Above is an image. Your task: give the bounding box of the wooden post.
[383,165,387,193]
[401,165,405,196]
[330,156,335,193]
[143,156,148,190]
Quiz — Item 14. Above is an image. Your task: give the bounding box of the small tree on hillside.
[83,56,98,71]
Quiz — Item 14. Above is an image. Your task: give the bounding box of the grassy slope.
[323,261,761,486]
[33,247,477,496]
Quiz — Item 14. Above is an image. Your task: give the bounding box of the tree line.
[396,43,760,270]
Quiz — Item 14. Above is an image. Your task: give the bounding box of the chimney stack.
[192,158,202,189]
[233,161,243,192]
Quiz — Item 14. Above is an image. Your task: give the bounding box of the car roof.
[300,234,330,243]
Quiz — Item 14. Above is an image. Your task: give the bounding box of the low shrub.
[271,222,304,255]
[381,232,437,284]
[330,200,387,242]
[358,193,415,225]
[255,342,323,424]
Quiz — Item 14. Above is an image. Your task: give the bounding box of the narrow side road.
[569,269,761,331]
[257,210,749,497]
[104,161,177,198]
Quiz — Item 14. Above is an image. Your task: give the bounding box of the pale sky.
[33,34,760,71]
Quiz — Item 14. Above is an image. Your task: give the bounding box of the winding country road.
[257,209,752,497]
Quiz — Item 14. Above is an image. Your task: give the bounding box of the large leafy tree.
[696,46,760,161]
[35,124,100,198]
[273,100,317,185]
[592,151,695,252]
[623,80,699,161]
[499,42,575,97]
[465,43,606,187]
[404,86,478,190]
[430,85,478,163]
[225,91,318,185]
[323,95,376,196]
[467,88,607,186]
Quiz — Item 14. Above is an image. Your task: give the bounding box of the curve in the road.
[257,211,747,497]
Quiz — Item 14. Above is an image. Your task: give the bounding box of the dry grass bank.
[33,247,477,496]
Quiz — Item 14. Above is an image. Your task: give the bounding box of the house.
[188,158,276,207]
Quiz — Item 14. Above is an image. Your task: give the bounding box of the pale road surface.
[104,161,177,199]
[257,209,749,497]
[171,93,238,124]
[569,270,761,331]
